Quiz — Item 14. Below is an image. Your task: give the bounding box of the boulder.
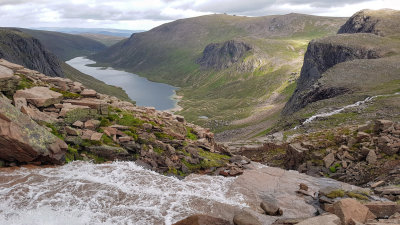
[80,89,97,98]
[0,59,24,70]
[0,65,20,93]
[295,214,341,225]
[20,105,58,123]
[364,201,400,219]
[72,120,84,128]
[366,150,377,164]
[374,186,400,195]
[0,95,67,164]
[333,198,376,225]
[233,211,261,225]
[85,119,100,130]
[90,132,103,141]
[260,200,283,216]
[59,103,90,117]
[14,87,63,107]
[374,120,393,133]
[324,153,335,168]
[13,97,27,111]
[286,142,309,169]
[172,214,231,225]
[65,126,80,136]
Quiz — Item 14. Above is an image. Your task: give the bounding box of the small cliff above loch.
[197,40,252,70]
[0,28,64,78]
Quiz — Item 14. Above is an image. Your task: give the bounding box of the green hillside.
[92,13,346,138]
[19,28,106,61]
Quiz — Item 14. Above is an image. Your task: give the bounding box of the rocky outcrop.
[197,40,252,70]
[0,95,67,164]
[0,65,20,95]
[338,9,400,38]
[282,33,385,115]
[0,59,244,177]
[0,28,64,77]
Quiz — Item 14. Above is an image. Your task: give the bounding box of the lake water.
[66,57,179,111]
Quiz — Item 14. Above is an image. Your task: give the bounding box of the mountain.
[78,33,126,46]
[18,28,107,61]
[91,13,347,139]
[34,27,143,37]
[280,9,400,131]
[0,28,64,77]
[0,28,130,101]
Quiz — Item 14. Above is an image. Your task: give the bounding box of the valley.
[0,6,400,225]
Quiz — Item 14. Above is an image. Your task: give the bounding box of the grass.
[50,87,81,99]
[15,74,35,90]
[186,127,198,140]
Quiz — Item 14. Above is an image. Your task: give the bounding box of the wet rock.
[364,201,400,219]
[87,146,130,160]
[233,211,261,225]
[0,95,67,164]
[333,198,376,225]
[296,214,341,225]
[172,214,231,225]
[260,200,283,216]
[14,87,62,107]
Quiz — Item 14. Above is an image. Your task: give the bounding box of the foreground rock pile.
[0,59,246,176]
[236,120,400,187]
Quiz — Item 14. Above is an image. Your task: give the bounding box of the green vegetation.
[65,147,79,163]
[154,132,174,140]
[182,148,230,172]
[45,123,64,140]
[329,163,341,173]
[15,74,35,90]
[186,127,198,140]
[91,14,346,134]
[326,189,345,198]
[50,87,81,99]
[117,112,144,127]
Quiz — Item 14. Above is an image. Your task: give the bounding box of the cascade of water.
[294,92,400,129]
[0,161,247,225]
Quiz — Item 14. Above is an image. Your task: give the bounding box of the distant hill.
[18,28,107,61]
[279,9,400,131]
[92,13,346,138]
[79,33,126,47]
[34,27,144,37]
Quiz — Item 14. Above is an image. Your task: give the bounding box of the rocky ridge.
[0,59,246,177]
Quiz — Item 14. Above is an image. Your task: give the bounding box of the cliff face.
[282,33,385,115]
[338,9,400,38]
[197,40,252,70]
[0,28,64,77]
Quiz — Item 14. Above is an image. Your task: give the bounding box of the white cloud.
[0,0,399,30]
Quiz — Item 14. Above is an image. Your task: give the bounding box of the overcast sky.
[0,0,399,30]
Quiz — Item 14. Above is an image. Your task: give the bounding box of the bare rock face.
[197,40,252,70]
[14,87,63,107]
[0,95,67,164]
[338,9,400,38]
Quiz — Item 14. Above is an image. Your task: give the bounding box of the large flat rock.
[14,86,63,107]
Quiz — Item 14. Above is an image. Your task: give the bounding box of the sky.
[0,0,399,30]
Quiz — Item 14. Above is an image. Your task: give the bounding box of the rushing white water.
[0,161,247,225]
[295,92,400,129]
